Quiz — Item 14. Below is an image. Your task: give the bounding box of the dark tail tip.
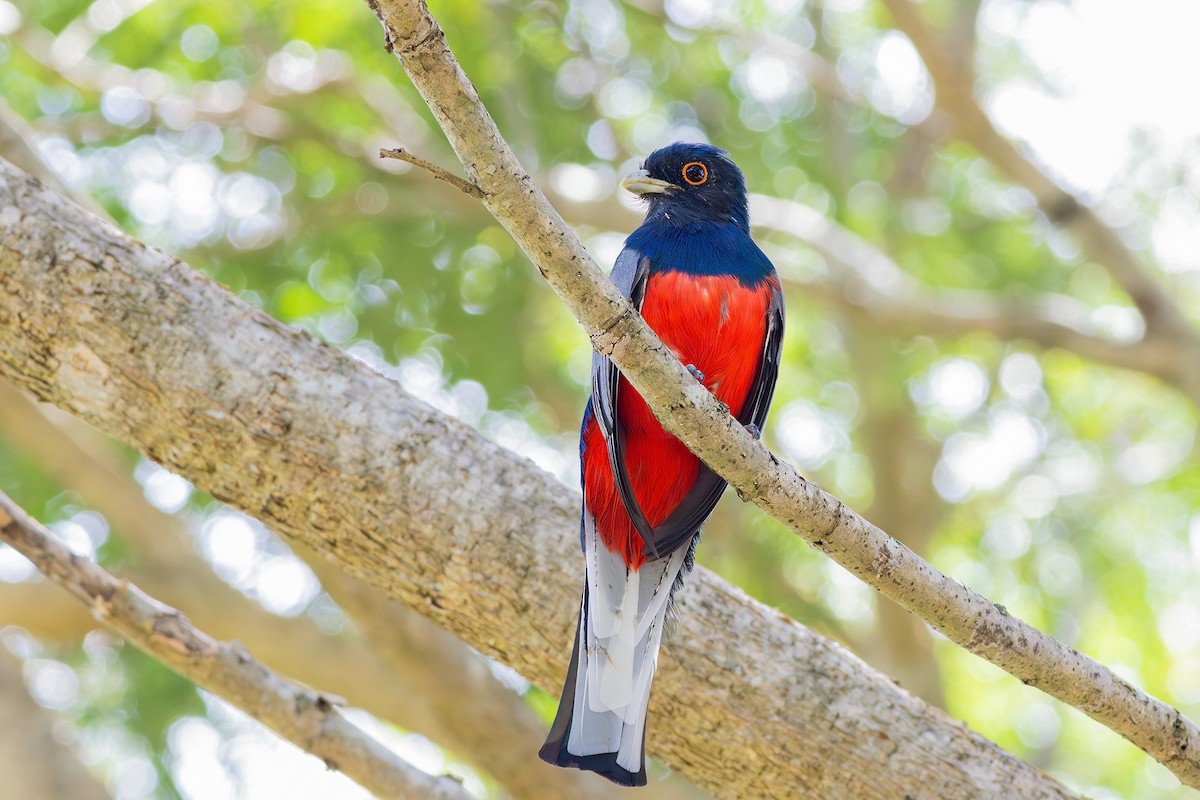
[539,741,647,787]
[540,605,648,787]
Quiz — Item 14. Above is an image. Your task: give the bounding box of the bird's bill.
[620,169,678,196]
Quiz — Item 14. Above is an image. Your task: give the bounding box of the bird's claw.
[745,423,762,440]
[685,364,705,383]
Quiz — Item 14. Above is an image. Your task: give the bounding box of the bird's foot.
[744,423,762,440]
[685,364,705,383]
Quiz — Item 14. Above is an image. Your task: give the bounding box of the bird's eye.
[682,162,708,186]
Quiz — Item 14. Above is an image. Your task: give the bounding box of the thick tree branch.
[0,159,1076,797]
[0,380,642,800]
[364,0,1200,788]
[0,100,632,800]
[0,493,472,800]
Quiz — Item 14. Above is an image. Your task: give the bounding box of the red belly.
[582,272,772,569]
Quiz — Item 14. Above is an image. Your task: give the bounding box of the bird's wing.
[737,275,785,434]
[591,246,660,555]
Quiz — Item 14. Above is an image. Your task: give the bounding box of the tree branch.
[379,147,485,198]
[0,157,1077,797]
[0,381,642,800]
[0,98,633,800]
[364,0,1200,788]
[0,492,472,800]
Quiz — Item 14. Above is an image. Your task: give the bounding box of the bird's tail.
[539,515,690,786]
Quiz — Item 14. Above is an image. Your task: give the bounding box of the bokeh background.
[2,0,1199,797]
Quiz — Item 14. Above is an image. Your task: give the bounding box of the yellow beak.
[620,169,678,196]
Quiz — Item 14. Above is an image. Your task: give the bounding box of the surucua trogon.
[540,142,785,786]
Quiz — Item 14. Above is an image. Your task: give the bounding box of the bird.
[539,142,784,786]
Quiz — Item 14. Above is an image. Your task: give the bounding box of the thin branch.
[365,0,1200,788]
[380,147,485,198]
[0,389,647,800]
[0,492,472,800]
[0,157,1077,798]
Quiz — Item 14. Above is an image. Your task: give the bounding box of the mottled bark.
[365,0,1200,788]
[0,494,472,800]
[0,95,646,800]
[0,381,657,800]
[0,649,110,800]
[0,159,1079,797]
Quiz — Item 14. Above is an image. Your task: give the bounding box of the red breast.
[582,272,775,568]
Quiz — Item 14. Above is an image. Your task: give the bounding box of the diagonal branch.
[379,147,484,197]
[365,0,1200,788]
[0,383,644,800]
[0,97,635,800]
[0,492,472,800]
[0,156,1077,798]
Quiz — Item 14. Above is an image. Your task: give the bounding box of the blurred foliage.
[2,0,1199,798]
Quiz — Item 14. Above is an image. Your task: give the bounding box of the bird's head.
[621,142,750,231]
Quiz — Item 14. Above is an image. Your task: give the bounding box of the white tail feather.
[565,513,688,774]
[594,573,637,711]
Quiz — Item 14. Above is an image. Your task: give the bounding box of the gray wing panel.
[591,247,659,555]
[736,279,785,435]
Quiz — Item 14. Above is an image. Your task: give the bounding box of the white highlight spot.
[911,358,989,419]
[0,1,20,35]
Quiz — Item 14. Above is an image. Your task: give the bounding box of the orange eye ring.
[682,162,708,186]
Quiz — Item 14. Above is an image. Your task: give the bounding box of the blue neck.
[626,216,775,287]
[642,193,751,232]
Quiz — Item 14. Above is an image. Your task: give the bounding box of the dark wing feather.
[591,246,660,555]
[641,277,784,557]
[736,277,785,434]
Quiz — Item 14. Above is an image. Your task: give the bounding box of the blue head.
[621,142,750,232]
[620,143,773,285]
